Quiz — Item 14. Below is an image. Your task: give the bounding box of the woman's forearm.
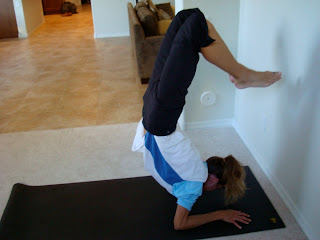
[174,210,223,230]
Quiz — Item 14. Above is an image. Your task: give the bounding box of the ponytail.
[206,155,246,205]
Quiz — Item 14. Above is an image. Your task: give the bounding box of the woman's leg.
[156,9,214,104]
[201,20,282,89]
[150,9,205,84]
[143,9,214,135]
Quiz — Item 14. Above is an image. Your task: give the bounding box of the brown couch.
[127,2,173,84]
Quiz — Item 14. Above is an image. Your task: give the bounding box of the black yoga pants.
[142,8,215,136]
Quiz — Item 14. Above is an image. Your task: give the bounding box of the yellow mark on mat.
[270,218,277,223]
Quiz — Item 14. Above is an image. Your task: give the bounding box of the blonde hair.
[206,155,246,205]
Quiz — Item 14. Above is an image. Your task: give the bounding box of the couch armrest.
[145,35,164,45]
[133,35,163,80]
[142,35,164,57]
[127,2,145,41]
[138,35,163,64]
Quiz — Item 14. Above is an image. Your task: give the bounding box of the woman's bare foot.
[229,68,282,89]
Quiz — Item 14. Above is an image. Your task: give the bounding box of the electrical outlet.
[200,91,216,106]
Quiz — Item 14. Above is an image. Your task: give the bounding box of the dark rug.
[0,166,285,240]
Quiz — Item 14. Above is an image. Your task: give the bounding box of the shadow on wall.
[272,26,320,206]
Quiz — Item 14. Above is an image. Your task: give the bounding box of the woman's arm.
[173,204,251,230]
[174,204,221,230]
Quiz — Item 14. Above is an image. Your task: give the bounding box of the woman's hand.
[174,205,251,230]
[219,209,251,229]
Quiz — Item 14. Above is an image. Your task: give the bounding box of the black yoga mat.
[0,167,285,240]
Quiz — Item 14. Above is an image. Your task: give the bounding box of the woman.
[132,119,249,230]
[132,8,281,230]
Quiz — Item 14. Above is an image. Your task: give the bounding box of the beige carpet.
[0,123,307,239]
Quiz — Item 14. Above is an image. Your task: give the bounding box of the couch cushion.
[156,3,175,19]
[136,2,159,22]
[136,5,159,36]
[158,20,172,35]
[134,2,147,11]
[146,0,159,19]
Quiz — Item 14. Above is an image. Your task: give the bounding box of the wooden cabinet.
[42,0,64,15]
[0,0,18,38]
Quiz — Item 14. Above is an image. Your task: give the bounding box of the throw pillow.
[158,20,172,35]
[156,3,174,19]
[136,5,159,36]
[146,0,160,20]
[134,2,147,11]
[158,9,171,20]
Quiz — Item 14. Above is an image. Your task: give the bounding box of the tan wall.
[13,0,44,38]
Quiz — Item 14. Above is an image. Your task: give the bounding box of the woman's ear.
[203,174,220,191]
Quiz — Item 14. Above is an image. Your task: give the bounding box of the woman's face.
[203,174,224,191]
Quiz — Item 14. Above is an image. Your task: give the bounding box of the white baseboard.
[94,32,129,38]
[28,20,44,37]
[18,32,28,38]
[180,118,233,131]
[19,19,45,39]
[233,120,316,240]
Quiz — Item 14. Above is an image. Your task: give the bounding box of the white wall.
[13,0,27,38]
[22,0,44,35]
[91,0,174,38]
[234,0,320,239]
[177,0,239,130]
[174,0,184,15]
[91,0,135,38]
[13,0,44,38]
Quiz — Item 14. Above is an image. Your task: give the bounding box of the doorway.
[42,0,91,15]
[42,0,64,15]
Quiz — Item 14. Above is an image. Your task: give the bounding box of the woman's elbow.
[174,223,183,231]
[174,221,186,231]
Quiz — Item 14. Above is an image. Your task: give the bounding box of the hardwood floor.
[0,4,147,133]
